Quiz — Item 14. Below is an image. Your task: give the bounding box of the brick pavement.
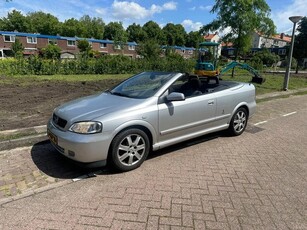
[0,144,93,199]
[0,95,307,229]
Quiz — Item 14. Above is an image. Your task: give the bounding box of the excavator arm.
[220,61,265,84]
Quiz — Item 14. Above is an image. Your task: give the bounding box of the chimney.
[280,33,284,39]
[215,31,218,35]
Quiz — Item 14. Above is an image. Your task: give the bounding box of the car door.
[157,93,217,146]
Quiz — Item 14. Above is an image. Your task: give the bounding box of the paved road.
[0,95,307,229]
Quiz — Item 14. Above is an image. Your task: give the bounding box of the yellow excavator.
[194,42,265,84]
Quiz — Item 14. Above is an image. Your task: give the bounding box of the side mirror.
[166,92,185,101]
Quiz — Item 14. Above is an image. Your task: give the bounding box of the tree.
[0,10,28,32]
[143,21,165,44]
[79,15,105,39]
[104,22,127,50]
[27,11,61,35]
[126,23,147,43]
[136,39,162,60]
[162,23,186,46]
[61,18,82,37]
[201,0,276,61]
[41,44,61,59]
[77,39,92,58]
[11,38,23,58]
[293,17,307,73]
[185,31,204,48]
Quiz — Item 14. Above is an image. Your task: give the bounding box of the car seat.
[180,75,202,97]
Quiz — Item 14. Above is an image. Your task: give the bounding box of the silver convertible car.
[47,72,256,171]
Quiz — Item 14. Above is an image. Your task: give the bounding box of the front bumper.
[47,119,112,165]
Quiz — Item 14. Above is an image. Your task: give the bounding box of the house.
[203,32,220,43]
[252,32,291,48]
[0,31,138,59]
[202,33,222,58]
[161,46,196,59]
[221,33,290,60]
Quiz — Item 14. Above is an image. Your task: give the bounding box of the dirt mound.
[0,77,121,131]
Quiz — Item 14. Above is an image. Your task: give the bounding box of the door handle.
[208,100,215,105]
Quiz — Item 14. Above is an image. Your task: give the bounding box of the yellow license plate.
[47,129,58,145]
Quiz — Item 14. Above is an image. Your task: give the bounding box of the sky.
[1,0,306,34]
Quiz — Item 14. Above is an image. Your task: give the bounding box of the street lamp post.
[283,16,303,91]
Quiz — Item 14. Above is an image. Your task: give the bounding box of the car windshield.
[109,72,176,99]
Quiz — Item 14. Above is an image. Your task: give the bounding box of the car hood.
[54,92,143,123]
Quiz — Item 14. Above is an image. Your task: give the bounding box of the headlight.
[69,121,102,134]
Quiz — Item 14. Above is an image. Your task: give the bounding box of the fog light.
[68,150,75,157]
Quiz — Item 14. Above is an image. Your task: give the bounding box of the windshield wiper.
[110,91,132,98]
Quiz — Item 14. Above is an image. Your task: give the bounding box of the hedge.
[0,55,196,76]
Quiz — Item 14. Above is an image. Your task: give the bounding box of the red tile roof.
[203,34,216,40]
[257,32,291,43]
[221,42,233,47]
[271,34,291,43]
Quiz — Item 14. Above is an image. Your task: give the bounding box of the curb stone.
[0,125,46,136]
[0,125,47,151]
[0,180,72,206]
[0,133,48,151]
[256,87,307,101]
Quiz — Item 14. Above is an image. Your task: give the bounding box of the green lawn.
[2,71,307,95]
[220,69,307,95]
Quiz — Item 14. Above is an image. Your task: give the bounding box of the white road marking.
[72,174,89,182]
[72,170,103,182]
[283,111,297,117]
[254,121,268,126]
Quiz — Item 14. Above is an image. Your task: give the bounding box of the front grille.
[53,113,67,129]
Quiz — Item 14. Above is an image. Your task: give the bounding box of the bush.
[60,59,77,75]
[41,44,61,59]
[0,54,196,76]
[280,57,297,69]
[250,49,280,67]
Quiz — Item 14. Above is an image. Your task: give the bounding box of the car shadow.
[31,130,231,179]
[30,141,106,179]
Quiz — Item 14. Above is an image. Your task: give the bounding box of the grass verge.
[221,70,307,95]
[0,131,38,141]
[256,90,307,103]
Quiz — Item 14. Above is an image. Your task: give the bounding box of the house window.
[27,37,37,44]
[4,35,15,42]
[128,45,135,51]
[67,40,76,46]
[228,49,235,56]
[48,39,57,45]
[114,44,121,50]
[278,49,286,55]
[100,43,107,48]
[181,50,185,53]
[188,50,193,54]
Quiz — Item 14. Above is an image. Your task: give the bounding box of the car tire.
[110,129,150,171]
[228,107,248,136]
